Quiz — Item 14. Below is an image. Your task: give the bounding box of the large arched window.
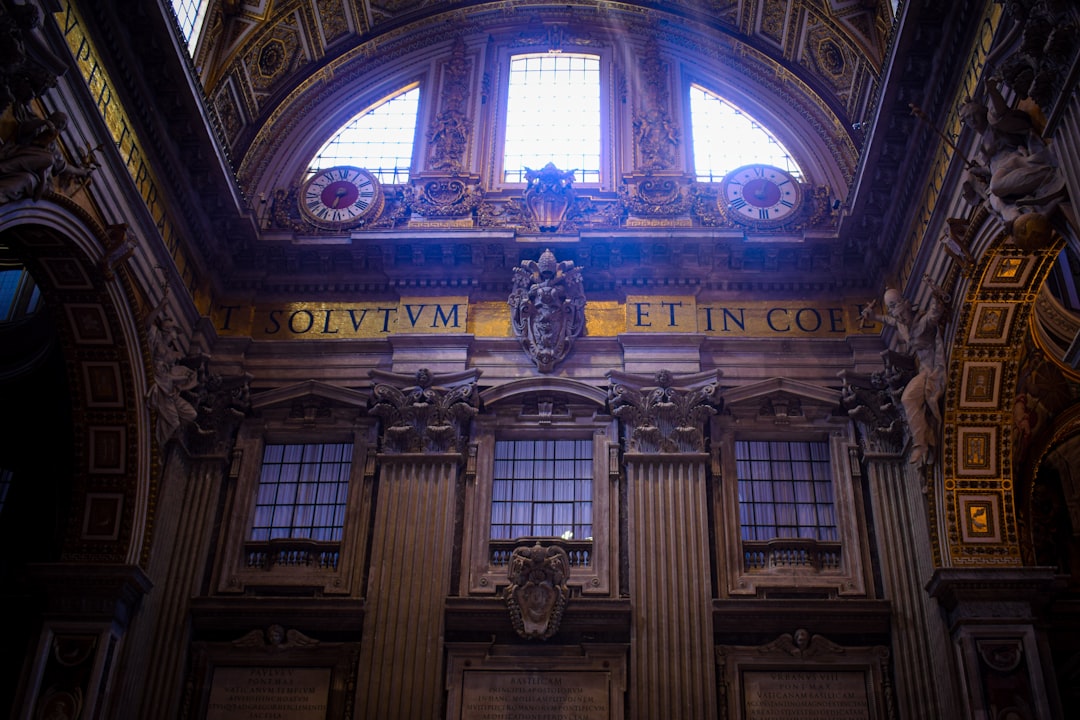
[308,85,421,184]
[502,53,601,184]
[689,85,802,182]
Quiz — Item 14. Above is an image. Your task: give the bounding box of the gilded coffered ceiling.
[194,0,893,161]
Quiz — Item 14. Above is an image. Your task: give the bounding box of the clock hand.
[331,186,348,208]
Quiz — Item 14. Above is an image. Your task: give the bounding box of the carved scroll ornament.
[369,368,479,453]
[607,369,720,453]
[505,542,571,640]
[509,248,586,373]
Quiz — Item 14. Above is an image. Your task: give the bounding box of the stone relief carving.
[997,0,1079,112]
[232,624,320,650]
[839,368,906,455]
[508,248,586,372]
[427,39,472,173]
[860,277,949,467]
[940,216,977,274]
[607,369,720,453]
[407,178,482,219]
[619,177,693,219]
[505,541,570,640]
[633,49,679,171]
[0,109,96,204]
[757,628,848,659]
[369,368,480,453]
[146,293,210,448]
[523,162,578,232]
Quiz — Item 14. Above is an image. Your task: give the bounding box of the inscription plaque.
[742,670,870,720]
[460,671,610,720]
[206,666,330,720]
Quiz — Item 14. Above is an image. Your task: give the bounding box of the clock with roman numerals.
[298,166,383,230]
[720,164,803,227]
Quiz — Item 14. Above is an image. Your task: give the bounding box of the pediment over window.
[721,378,841,425]
[480,377,609,413]
[250,380,369,428]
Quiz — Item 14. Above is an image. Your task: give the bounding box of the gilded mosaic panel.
[967,302,1016,345]
[957,492,1002,544]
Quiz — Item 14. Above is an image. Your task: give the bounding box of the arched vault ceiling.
[196,0,891,164]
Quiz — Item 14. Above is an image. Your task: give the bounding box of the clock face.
[720,164,802,226]
[299,166,383,229]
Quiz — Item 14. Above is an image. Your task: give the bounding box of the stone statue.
[861,280,948,466]
[959,79,1065,234]
[0,110,93,203]
[145,295,208,447]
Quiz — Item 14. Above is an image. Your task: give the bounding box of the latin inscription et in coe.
[742,670,870,720]
[206,666,330,720]
[461,671,610,720]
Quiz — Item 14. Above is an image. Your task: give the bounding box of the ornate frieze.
[504,541,571,640]
[369,368,480,454]
[508,248,586,372]
[607,369,720,453]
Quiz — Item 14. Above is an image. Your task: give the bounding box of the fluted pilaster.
[625,454,716,719]
[124,453,226,720]
[356,455,459,719]
[862,451,961,719]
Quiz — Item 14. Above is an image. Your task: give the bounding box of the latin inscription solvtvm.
[461,671,610,720]
[742,670,870,720]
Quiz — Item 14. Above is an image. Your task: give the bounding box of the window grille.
[250,443,353,542]
[490,439,593,541]
[503,53,601,183]
[308,86,421,184]
[736,440,837,542]
[167,0,208,49]
[689,85,802,182]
